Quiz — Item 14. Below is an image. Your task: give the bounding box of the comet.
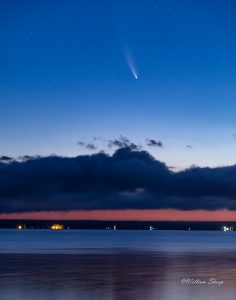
[124,48,139,79]
[128,58,138,79]
[133,71,138,79]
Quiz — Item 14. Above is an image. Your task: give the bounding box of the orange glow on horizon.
[1,209,236,221]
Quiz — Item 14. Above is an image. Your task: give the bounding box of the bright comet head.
[124,47,139,80]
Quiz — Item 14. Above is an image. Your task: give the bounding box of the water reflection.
[0,251,236,300]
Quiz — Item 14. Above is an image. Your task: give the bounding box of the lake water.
[0,229,236,300]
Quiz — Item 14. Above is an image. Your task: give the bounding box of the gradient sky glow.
[1,1,236,220]
[2,209,236,222]
[1,0,236,169]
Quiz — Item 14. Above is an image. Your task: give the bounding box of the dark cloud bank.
[0,147,236,213]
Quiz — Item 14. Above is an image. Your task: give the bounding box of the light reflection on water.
[0,230,236,300]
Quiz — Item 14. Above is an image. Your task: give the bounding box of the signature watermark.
[181,278,224,286]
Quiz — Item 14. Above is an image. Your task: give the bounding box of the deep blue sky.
[1,0,236,169]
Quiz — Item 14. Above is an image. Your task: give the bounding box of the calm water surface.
[0,229,236,300]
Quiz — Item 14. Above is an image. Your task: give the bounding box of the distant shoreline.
[0,220,235,231]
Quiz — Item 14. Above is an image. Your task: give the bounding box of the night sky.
[1,1,236,220]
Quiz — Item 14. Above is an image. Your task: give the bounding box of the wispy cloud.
[77,141,97,150]
[146,139,163,148]
[108,135,141,150]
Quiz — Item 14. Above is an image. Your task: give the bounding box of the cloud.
[77,141,97,150]
[0,156,13,162]
[18,155,41,161]
[1,147,236,213]
[86,143,96,150]
[146,139,163,148]
[108,135,140,150]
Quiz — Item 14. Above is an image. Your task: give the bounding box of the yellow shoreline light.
[51,224,64,230]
